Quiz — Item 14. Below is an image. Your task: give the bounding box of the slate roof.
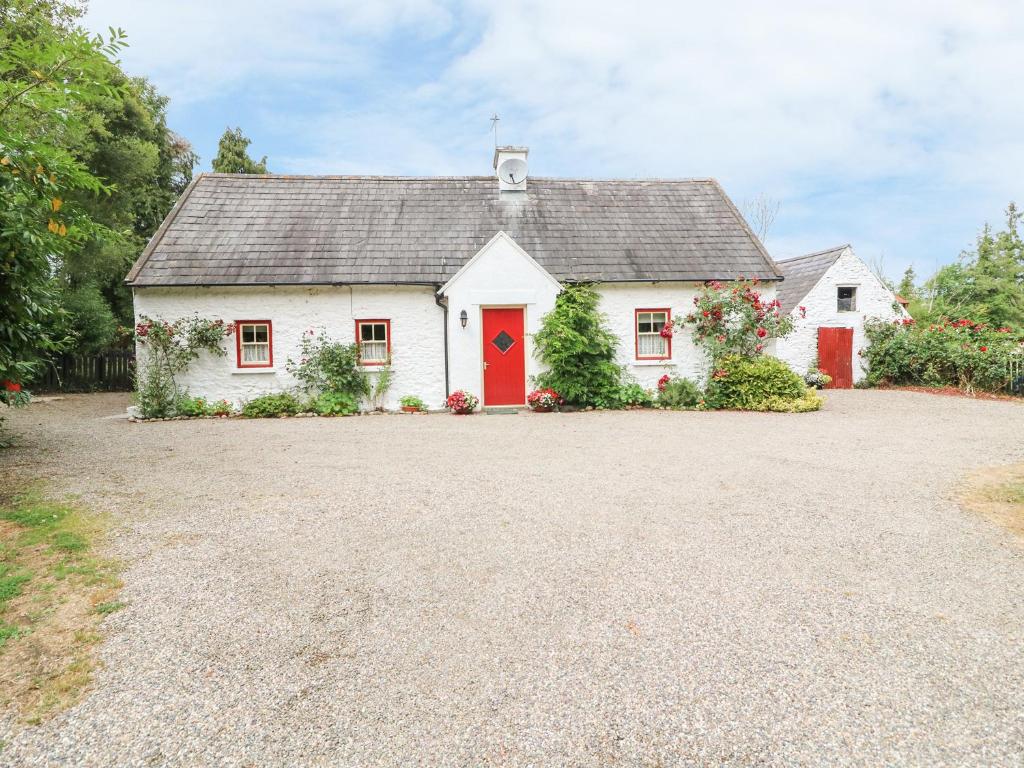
[775,245,849,313]
[126,174,782,287]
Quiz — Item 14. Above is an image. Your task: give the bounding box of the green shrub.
[863,318,1022,393]
[705,355,810,411]
[241,392,302,418]
[314,391,359,416]
[658,377,702,409]
[286,330,368,402]
[593,381,654,409]
[175,393,209,417]
[399,395,425,410]
[762,388,824,413]
[533,284,627,407]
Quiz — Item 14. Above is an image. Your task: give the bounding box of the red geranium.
[527,388,563,410]
[446,390,479,414]
[3,380,21,392]
[980,346,988,352]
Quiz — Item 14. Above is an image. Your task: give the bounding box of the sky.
[84,0,1024,281]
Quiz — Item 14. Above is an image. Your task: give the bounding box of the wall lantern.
[459,309,468,328]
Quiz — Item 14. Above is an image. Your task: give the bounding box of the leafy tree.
[0,1,125,391]
[211,127,267,174]
[56,73,198,343]
[920,204,1024,327]
[896,265,917,302]
[3,1,198,367]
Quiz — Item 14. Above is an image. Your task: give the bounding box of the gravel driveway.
[1,391,1023,767]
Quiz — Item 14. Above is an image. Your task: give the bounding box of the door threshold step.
[483,407,522,415]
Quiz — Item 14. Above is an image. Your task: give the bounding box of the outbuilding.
[774,245,909,387]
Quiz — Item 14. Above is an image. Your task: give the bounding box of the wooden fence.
[33,350,135,392]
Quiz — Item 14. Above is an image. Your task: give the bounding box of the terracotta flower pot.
[451,407,474,415]
[401,405,420,413]
[531,405,553,413]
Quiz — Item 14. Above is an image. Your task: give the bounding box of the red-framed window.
[235,320,273,368]
[635,308,671,360]
[356,319,390,365]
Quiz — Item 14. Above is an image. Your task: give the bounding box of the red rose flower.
[756,327,768,338]
[657,374,670,392]
[980,346,988,352]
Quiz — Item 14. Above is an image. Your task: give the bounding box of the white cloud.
[85,0,1024,276]
[86,0,456,103]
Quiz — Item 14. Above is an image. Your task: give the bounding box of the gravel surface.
[1,391,1023,767]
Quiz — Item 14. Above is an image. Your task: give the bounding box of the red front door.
[818,327,854,389]
[482,307,526,406]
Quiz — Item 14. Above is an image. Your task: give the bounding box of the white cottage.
[774,245,908,387]
[127,147,785,410]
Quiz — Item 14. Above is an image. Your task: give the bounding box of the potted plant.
[445,390,479,415]
[526,387,562,412]
[400,395,425,413]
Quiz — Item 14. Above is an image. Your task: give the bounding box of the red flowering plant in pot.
[526,387,563,412]
[445,389,479,414]
[680,279,794,361]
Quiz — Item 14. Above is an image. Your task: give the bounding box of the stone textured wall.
[775,248,908,382]
[595,282,780,389]
[133,285,447,410]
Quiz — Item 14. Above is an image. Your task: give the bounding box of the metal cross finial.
[490,113,500,147]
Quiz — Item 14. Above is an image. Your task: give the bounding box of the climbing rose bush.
[863,317,1024,393]
[680,279,794,361]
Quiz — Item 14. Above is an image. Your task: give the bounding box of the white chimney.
[493,146,528,195]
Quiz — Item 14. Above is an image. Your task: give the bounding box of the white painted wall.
[133,285,447,410]
[441,232,562,405]
[775,248,908,382]
[596,282,780,389]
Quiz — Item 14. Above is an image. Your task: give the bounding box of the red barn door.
[818,327,854,389]
[482,307,526,406]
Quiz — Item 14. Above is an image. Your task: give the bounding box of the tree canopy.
[1,0,199,390]
[910,204,1024,328]
[211,127,267,174]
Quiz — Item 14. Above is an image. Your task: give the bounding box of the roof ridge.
[776,244,850,263]
[198,173,720,184]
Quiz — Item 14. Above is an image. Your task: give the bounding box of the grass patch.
[0,489,121,723]
[93,601,124,616]
[961,465,1024,542]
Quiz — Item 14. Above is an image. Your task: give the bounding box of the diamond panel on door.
[491,330,515,354]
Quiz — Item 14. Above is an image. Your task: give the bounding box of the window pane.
[242,325,255,343]
[638,334,667,357]
[373,323,386,341]
[652,313,666,331]
[638,312,651,325]
[254,325,268,342]
[360,324,374,341]
[361,340,387,362]
[242,343,268,363]
[638,322,652,333]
